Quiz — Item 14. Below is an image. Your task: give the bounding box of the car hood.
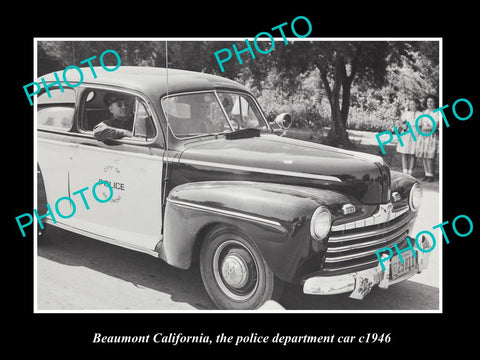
[177,134,391,204]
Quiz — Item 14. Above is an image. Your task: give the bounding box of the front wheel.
[200,226,282,310]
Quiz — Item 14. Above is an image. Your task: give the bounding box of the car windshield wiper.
[179,131,230,140]
[180,127,266,141]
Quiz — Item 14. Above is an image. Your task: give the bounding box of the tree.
[37,40,438,145]
[268,41,396,146]
[254,40,437,147]
[314,43,364,147]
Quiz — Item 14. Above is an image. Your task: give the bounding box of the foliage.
[243,68,329,129]
[37,40,439,136]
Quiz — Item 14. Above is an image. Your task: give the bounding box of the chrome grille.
[324,210,414,273]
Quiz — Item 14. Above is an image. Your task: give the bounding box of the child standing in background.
[416,95,439,182]
[396,98,422,176]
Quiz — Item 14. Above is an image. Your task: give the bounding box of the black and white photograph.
[6,7,479,354]
[33,38,440,311]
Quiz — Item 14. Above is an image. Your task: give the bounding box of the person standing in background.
[415,95,439,182]
[395,98,422,176]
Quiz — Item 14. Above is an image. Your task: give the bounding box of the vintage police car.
[37,66,429,310]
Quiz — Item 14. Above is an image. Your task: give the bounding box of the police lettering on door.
[98,179,125,191]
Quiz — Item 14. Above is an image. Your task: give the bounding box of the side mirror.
[271,113,292,130]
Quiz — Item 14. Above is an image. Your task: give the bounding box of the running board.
[42,219,162,259]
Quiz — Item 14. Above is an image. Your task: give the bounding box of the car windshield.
[161,91,268,138]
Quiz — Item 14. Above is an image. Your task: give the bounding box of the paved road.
[37,189,440,311]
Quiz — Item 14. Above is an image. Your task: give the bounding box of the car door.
[66,87,164,252]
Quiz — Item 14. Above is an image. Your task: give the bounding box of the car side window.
[37,88,76,131]
[81,89,156,141]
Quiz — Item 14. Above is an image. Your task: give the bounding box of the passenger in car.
[93,93,134,140]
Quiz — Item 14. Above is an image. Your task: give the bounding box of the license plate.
[390,252,418,280]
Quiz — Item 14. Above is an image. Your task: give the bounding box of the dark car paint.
[390,170,418,200]
[164,181,356,282]
[162,173,416,282]
[177,134,391,205]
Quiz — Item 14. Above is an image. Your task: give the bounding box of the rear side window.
[37,88,76,131]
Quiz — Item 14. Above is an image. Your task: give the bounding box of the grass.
[286,128,439,192]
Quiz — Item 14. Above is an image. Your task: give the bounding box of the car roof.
[40,66,249,97]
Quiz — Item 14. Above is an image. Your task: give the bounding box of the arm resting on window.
[93,122,131,141]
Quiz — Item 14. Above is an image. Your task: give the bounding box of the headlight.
[310,206,332,241]
[408,183,423,212]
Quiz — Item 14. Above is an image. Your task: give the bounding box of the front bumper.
[302,235,432,299]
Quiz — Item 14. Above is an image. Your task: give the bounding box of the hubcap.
[221,253,249,289]
[212,239,259,301]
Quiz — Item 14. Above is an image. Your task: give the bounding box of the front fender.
[163,181,356,282]
[390,170,418,200]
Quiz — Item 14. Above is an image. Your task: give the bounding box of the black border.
[6,6,479,354]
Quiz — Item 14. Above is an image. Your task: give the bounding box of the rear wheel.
[200,226,282,310]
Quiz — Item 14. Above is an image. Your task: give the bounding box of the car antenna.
[161,41,170,222]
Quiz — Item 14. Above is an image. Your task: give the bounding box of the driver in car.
[93,93,134,141]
